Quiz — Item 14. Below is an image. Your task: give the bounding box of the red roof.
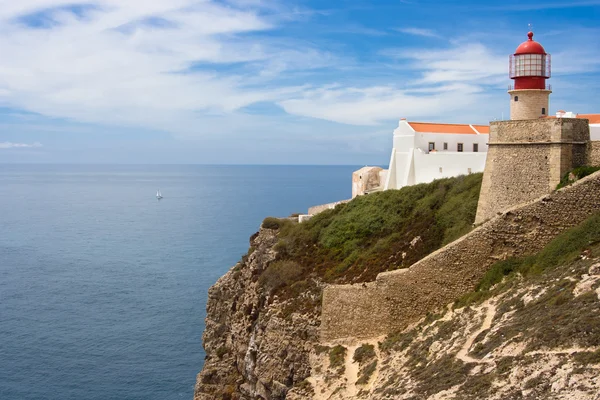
[578,114,600,124]
[515,31,546,55]
[408,122,489,135]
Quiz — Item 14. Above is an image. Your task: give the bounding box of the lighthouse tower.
[475,30,590,224]
[508,31,551,120]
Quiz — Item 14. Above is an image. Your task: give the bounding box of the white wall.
[413,150,487,184]
[591,125,600,141]
[416,133,489,154]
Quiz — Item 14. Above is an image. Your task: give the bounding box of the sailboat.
[156,189,163,200]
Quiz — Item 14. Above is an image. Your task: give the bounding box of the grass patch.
[455,211,600,309]
[329,345,346,371]
[574,349,600,364]
[353,344,376,364]
[557,166,600,189]
[261,217,291,230]
[269,173,483,288]
[258,260,303,293]
[356,360,377,385]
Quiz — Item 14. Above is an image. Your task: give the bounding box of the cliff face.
[195,172,600,399]
[197,224,600,400]
[195,228,320,400]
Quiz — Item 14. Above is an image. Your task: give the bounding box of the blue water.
[0,165,355,400]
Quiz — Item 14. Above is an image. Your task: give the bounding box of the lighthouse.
[508,31,551,120]
[475,29,590,224]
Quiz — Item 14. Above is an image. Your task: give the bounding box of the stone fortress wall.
[321,169,600,341]
[589,141,600,166]
[475,118,590,224]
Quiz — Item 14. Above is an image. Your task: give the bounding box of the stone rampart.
[308,200,350,216]
[588,141,600,166]
[321,170,600,341]
[475,118,589,224]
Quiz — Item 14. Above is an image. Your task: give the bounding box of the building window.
[542,107,546,115]
[428,142,435,151]
[457,143,463,152]
[473,143,479,152]
[443,142,448,150]
[514,96,519,101]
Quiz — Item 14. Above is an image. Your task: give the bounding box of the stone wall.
[321,170,600,341]
[588,141,600,166]
[308,199,350,216]
[508,89,551,120]
[352,166,383,198]
[475,118,589,224]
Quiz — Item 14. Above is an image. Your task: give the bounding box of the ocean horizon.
[0,164,356,400]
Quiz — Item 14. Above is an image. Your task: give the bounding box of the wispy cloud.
[395,27,441,38]
[0,141,43,149]
[0,0,332,134]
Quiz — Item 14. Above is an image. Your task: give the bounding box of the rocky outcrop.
[194,229,320,400]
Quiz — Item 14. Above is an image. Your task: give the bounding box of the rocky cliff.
[194,228,320,400]
[194,173,600,400]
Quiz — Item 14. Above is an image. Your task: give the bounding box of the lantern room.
[508,31,552,120]
[509,31,551,90]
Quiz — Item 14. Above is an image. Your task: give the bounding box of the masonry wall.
[508,89,551,120]
[321,170,600,341]
[352,166,383,198]
[588,141,600,166]
[475,118,589,224]
[308,200,350,216]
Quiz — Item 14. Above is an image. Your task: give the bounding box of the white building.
[350,113,599,200]
[382,119,489,191]
[352,119,489,198]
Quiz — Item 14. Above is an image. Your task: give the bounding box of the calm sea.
[0,164,355,400]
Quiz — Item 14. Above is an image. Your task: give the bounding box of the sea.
[0,164,356,400]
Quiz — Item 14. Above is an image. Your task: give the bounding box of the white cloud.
[0,0,598,150]
[279,42,510,125]
[0,141,43,149]
[0,0,330,134]
[395,27,441,38]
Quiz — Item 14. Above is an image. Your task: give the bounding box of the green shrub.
[261,217,292,230]
[329,345,346,370]
[557,166,600,189]
[574,349,600,364]
[273,174,483,284]
[353,344,376,364]
[356,360,377,385]
[258,260,303,292]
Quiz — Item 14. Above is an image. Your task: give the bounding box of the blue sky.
[0,0,599,164]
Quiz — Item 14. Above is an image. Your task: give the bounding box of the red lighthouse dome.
[509,31,551,90]
[515,31,546,55]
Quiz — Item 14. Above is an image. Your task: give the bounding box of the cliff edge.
[195,171,600,399]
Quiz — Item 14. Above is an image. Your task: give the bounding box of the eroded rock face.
[194,229,319,400]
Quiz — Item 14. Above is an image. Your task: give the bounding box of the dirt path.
[343,344,360,397]
[456,302,496,364]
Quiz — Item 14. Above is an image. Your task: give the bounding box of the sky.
[0,0,599,164]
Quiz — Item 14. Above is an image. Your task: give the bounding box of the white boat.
[156,189,163,200]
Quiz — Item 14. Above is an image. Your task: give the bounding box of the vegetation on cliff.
[261,173,482,290]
